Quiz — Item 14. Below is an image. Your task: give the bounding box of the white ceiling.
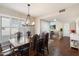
[0,3,77,17]
[44,4,79,23]
[0,3,79,23]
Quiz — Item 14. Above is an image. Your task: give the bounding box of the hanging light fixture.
[25,4,35,26]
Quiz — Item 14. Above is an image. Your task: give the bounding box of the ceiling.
[0,3,79,23]
[0,3,77,17]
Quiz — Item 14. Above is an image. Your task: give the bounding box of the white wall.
[40,20,50,33]
[75,17,79,34]
[63,20,77,37]
[63,23,70,37]
[70,21,76,31]
[35,18,40,34]
[56,21,63,31]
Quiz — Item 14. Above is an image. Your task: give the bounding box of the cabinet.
[70,33,79,49]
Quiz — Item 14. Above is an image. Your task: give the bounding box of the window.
[0,16,35,43]
[2,17,11,42]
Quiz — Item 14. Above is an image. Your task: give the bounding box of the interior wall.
[35,18,40,34]
[40,20,50,33]
[70,21,76,31]
[56,21,64,31]
[63,23,70,37]
[63,19,77,37]
[76,17,79,34]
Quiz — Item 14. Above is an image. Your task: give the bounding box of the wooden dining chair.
[32,34,39,49]
[44,33,49,54]
[0,43,20,56]
[32,34,39,55]
[37,33,49,56]
[0,44,3,56]
[18,43,30,56]
[0,43,13,56]
[11,46,22,56]
[36,38,44,55]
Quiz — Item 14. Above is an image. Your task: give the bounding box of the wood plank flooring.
[49,37,79,56]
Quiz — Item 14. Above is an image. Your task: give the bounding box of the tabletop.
[9,37,31,48]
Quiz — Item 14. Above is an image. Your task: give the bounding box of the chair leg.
[43,50,45,56]
[47,47,49,54]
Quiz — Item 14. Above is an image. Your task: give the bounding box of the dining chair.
[0,43,13,56]
[36,38,44,55]
[37,33,49,56]
[44,33,49,54]
[32,34,39,49]
[11,46,22,56]
[0,42,21,56]
[32,34,39,55]
[18,43,30,56]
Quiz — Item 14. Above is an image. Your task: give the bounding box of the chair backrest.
[0,44,3,55]
[32,34,39,43]
[32,34,39,49]
[0,44,2,52]
[44,33,49,47]
[34,33,49,53]
[40,32,45,39]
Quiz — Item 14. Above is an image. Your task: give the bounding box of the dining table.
[9,36,32,55]
[9,37,31,48]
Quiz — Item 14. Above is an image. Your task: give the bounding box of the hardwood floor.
[49,37,79,56]
[29,37,79,56]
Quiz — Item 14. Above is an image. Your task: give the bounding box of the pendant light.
[25,4,35,26]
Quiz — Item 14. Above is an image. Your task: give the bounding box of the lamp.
[24,4,35,26]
